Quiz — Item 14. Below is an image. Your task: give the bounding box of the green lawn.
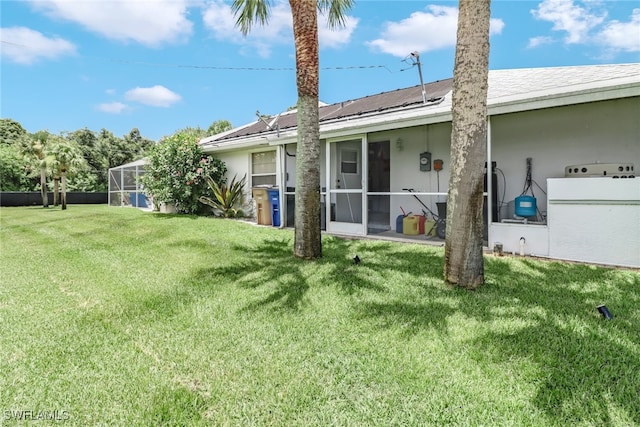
[1,205,639,426]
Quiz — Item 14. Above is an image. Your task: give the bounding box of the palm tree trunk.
[443,0,491,289]
[61,173,67,210]
[290,0,322,259]
[40,167,48,208]
[54,177,60,206]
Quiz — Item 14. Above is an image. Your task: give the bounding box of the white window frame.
[250,150,277,187]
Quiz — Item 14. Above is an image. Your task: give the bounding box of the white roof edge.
[203,64,640,153]
[200,120,259,145]
[488,79,640,116]
[108,158,147,170]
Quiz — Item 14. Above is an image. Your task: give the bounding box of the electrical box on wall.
[434,159,444,171]
[420,152,431,171]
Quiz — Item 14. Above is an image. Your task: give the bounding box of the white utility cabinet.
[547,178,640,268]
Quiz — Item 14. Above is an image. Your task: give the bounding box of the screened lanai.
[108,159,150,209]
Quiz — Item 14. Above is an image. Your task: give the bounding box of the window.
[251,151,276,186]
[341,149,358,174]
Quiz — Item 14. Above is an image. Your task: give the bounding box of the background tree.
[171,126,209,140]
[233,0,353,260]
[122,128,154,160]
[0,144,30,191]
[48,137,86,210]
[0,119,155,194]
[24,131,53,207]
[69,128,105,190]
[0,118,27,145]
[444,0,491,289]
[207,119,233,136]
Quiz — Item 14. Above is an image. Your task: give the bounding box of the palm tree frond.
[318,0,354,28]
[232,0,271,35]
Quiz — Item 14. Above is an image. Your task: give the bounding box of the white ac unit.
[564,163,635,178]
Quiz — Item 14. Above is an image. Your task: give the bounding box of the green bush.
[142,132,226,214]
[0,144,31,191]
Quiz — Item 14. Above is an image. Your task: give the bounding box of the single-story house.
[200,63,640,268]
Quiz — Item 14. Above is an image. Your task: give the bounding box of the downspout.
[276,145,284,227]
[487,116,493,243]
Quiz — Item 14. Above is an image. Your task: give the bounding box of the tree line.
[0,118,154,196]
[0,118,232,209]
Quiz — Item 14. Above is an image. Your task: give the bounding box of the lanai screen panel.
[108,159,148,208]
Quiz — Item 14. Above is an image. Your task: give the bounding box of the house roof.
[201,63,640,152]
[212,78,453,142]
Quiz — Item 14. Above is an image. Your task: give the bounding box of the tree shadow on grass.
[179,234,447,314]
[479,257,640,424]
[356,298,457,335]
[355,254,640,425]
[113,225,640,424]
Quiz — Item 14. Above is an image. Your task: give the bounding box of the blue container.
[515,195,536,217]
[129,192,148,208]
[396,215,404,233]
[267,189,281,227]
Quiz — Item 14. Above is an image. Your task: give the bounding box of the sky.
[1,0,639,142]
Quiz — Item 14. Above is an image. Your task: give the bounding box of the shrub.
[142,132,226,214]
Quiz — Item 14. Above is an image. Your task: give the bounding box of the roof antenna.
[256,110,275,131]
[255,110,282,137]
[402,51,427,104]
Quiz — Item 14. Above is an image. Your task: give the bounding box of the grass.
[1,205,639,426]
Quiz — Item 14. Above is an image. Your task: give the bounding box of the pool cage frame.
[108,159,151,209]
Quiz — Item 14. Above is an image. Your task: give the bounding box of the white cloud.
[527,36,554,49]
[597,8,640,52]
[531,0,606,44]
[0,26,76,64]
[530,1,640,54]
[97,102,128,114]
[366,6,504,58]
[28,0,193,47]
[124,85,181,107]
[202,0,357,57]
[319,15,359,49]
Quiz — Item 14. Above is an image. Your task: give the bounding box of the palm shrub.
[141,131,226,214]
[199,174,247,218]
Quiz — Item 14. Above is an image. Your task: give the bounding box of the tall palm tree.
[233,0,353,260]
[444,0,491,289]
[48,138,84,210]
[25,135,51,208]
